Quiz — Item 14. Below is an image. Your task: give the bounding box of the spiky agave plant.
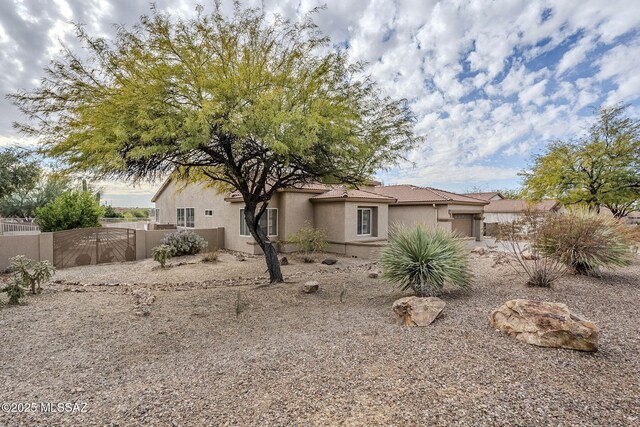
[380,225,472,297]
[537,208,634,276]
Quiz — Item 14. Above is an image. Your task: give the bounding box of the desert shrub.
[496,212,567,288]
[536,209,634,276]
[380,225,472,297]
[201,251,219,263]
[2,279,25,305]
[9,255,55,294]
[35,190,103,232]
[152,244,172,268]
[160,230,208,256]
[288,222,328,256]
[2,256,55,304]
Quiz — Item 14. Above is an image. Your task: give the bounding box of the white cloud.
[0,0,639,206]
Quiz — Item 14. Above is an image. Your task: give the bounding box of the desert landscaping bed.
[1,252,639,426]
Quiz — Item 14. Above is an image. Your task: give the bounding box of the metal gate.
[52,228,136,269]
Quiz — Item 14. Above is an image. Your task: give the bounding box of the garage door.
[452,214,473,237]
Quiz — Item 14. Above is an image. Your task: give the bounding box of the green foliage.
[0,174,71,219]
[2,279,25,305]
[8,255,56,295]
[2,256,55,304]
[9,3,421,283]
[522,104,640,217]
[287,222,328,255]
[495,188,523,199]
[160,230,208,256]
[102,205,123,218]
[151,244,172,268]
[380,226,472,297]
[537,208,635,276]
[0,148,40,200]
[35,190,104,232]
[122,208,148,219]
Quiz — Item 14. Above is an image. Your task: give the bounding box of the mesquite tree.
[9,3,420,282]
[522,104,640,217]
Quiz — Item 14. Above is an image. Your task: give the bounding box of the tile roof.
[374,185,488,205]
[462,191,503,201]
[226,182,332,200]
[484,199,560,213]
[310,186,396,202]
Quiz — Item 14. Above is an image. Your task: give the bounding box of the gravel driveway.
[1,252,638,426]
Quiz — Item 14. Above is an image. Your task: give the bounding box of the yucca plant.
[537,208,634,276]
[380,225,472,297]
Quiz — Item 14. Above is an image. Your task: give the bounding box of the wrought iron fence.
[0,219,40,235]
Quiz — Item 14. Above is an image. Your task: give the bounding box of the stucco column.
[39,232,54,263]
[473,215,483,241]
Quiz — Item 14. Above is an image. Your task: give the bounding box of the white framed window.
[240,208,278,236]
[204,209,213,217]
[155,209,160,222]
[186,207,195,228]
[176,208,185,227]
[357,208,372,236]
[177,207,195,228]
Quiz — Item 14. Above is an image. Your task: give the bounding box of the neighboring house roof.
[310,186,396,203]
[484,199,560,213]
[374,185,489,205]
[462,191,504,201]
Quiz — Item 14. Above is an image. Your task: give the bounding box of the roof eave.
[311,197,396,203]
[151,177,172,202]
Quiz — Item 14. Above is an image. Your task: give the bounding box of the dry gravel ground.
[0,252,639,426]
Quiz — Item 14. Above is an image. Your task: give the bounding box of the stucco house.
[466,193,562,236]
[151,179,488,257]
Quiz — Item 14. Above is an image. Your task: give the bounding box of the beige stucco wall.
[0,234,41,271]
[144,228,224,257]
[280,192,315,241]
[313,202,345,244]
[387,205,438,229]
[154,180,233,229]
[0,228,224,270]
[484,212,522,224]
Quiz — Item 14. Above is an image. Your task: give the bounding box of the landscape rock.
[280,257,289,266]
[490,299,598,351]
[368,272,379,279]
[236,254,246,262]
[302,281,319,294]
[132,289,156,317]
[321,258,338,265]
[393,296,446,326]
[471,247,486,255]
[521,250,539,260]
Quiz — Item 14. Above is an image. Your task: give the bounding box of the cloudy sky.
[1,0,639,206]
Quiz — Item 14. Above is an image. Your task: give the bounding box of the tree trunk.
[243,204,283,283]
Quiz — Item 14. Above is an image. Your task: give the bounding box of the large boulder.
[393,296,446,326]
[490,299,598,352]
